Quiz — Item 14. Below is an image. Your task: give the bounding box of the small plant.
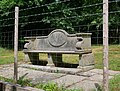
[35,82,61,91]
[17,73,31,86]
[35,82,83,91]
[0,73,32,87]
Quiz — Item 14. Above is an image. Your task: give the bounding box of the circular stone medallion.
[48,30,67,47]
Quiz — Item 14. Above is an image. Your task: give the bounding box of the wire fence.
[0,0,120,90]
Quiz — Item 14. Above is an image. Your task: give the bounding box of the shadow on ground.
[30,60,79,68]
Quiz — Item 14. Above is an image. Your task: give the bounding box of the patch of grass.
[0,76,13,83]
[39,53,48,60]
[0,74,31,87]
[17,73,31,86]
[109,74,120,91]
[63,54,79,64]
[0,45,120,71]
[0,47,24,65]
[34,82,83,91]
[89,75,120,91]
[92,45,120,71]
[39,53,79,64]
[0,47,14,64]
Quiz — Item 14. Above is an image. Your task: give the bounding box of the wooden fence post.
[14,6,19,84]
[103,0,109,91]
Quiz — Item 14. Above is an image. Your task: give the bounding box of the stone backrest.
[24,29,92,53]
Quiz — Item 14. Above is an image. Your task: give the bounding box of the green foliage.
[0,76,13,83]
[17,73,31,86]
[0,74,120,91]
[0,75,83,91]
[42,1,80,32]
[35,82,83,91]
[0,74,31,87]
[0,0,119,29]
[0,0,120,45]
[19,37,25,43]
[109,75,120,91]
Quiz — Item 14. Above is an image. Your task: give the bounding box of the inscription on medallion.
[48,30,67,47]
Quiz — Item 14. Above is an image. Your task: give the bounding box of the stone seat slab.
[23,50,92,54]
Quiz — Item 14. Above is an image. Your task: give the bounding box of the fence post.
[14,6,19,83]
[103,0,109,91]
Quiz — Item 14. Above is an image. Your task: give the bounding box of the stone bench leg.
[47,53,62,67]
[47,53,55,67]
[24,53,39,64]
[77,53,94,71]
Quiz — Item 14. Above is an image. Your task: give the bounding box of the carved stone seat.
[23,29,94,71]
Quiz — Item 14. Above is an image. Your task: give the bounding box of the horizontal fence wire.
[19,0,71,12]
[0,24,14,28]
[0,17,15,22]
[19,2,103,19]
[109,10,120,14]
[109,0,120,3]
[19,13,103,25]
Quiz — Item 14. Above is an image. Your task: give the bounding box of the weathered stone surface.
[18,67,65,83]
[0,81,44,91]
[0,67,14,78]
[89,69,103,75]
[51,75,86,87]
[87,74,113,82]
[0,64,120,91]
[77,71,97,77]
[48,30,67,47]
[68,80,102,91]
[20,64,82,75]
[0,67,65,83]
[24,29,88,51]
[89,69,120,75]
[108,70,120,75]
[79,53,94,67]
[24,29,92,52]
[77,65,94,72]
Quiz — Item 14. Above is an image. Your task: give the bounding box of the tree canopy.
[0,0,103,32]
[0,0,120,45]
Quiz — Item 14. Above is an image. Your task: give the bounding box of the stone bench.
[23,29,94,71]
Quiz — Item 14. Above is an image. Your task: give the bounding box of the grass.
[92,45,120,71]
[0,45,119,91]
[0,76,13,83]
[109,74,120,91]
[0,47,14,64]
[0,74,120,91]
[0,47,24,65]
[39,45,120,71]
[0,76,83,91]
[0,45,120,71]
[34,82,82,91]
